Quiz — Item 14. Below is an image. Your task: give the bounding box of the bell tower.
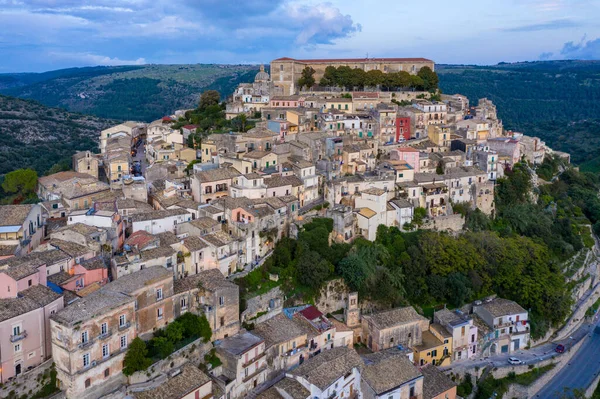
[345,292,360,328]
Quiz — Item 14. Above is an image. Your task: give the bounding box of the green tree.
[198,90,221,111]
[365,70,385,87]
[165,321,184,343]
[178,313,212,342]
[436,161,444,175]
[154,336,174,358]
[297,67,316,90]
[2,168,38,200]
[296,247,333,289]
[123,337,152,376]
[320,66,338,86]
[413,207,427,226]
[417,66,439,91]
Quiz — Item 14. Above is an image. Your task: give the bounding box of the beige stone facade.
[270,57,435,95]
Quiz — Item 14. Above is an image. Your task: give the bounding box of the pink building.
[269,95,305,108]
[0,263,64,382]
[48,257,109,293]
[391,147,421,173]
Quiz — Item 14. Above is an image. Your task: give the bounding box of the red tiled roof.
[125,230,155,249]
[299,305,323,321]
[162,116,173,122]
[273,57,433,63]
[183,125,198,130]
[397,147,420,152]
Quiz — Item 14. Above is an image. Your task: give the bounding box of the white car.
[508,357,523,365]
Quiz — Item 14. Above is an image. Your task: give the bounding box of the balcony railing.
[118,322,131,331]
[284,344,307,357]
[10,331,27,342]
[98,330,113,340]
[242,352,266,368]
[78,339,94,349]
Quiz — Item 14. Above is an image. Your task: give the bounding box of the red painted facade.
[396,117,411,141]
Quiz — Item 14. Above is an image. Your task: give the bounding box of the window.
[157,307,164,320]
[13,325,21,336]
[119,314,127,328]
[120,335,127,349]
[220,316,225,327]
[219,296,225,305]
[14,344,21,353]
[181,297,187,309]
[102,344,109,358]
[28,279,32,287]
[83,353,90,367]
[104,368,110,378]
[85,378,91,388]
[81,331,89,344]
[100,322,108,336]
[156,288,163,301]
[461,326,466,336]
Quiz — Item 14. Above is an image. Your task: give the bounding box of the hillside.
[0,95,117,175]
[0,64,259,122]
[437,60,600,168]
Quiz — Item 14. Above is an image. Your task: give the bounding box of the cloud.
[559,36,600,60]
[47,51,146,66]
[539,51,554,60]
[284,2,361,45]
[503,18,579,32]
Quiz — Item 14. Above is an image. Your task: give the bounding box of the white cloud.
[47,51,146,66]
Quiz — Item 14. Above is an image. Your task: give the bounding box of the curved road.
[535,321,600,398]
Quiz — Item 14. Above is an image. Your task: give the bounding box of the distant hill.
[0,95,117,175]
[0,64,260,122]
[437,60,600,168]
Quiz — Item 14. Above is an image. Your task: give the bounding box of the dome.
[254,64,270,82]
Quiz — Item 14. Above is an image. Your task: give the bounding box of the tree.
[123,337,152,376]
[365,70,385,87]
[2,168,38,200]
[178,313,212,342]
[417,66,439,91]
[230,114,249,132]
[296,248,333,289]
[199,90,221,111]
[413,207,427,226]
[154,336,174,358]
[320,66,338,86]
[297,67,316,90]
[165,321,184,343]
[436,161,444,175]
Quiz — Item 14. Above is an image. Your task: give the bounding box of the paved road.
[443,319,594,375]
[535,321,600,398]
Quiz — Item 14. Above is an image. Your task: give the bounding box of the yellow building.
[325,98,354,113]
[200,140,217,163]
[413,323,452,367]
[427,125,453,147]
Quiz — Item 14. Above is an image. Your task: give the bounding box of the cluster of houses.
[0,56,564,399]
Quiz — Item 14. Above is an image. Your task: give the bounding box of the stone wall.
[422,214,464,232]
[315,279,350,315]
[241,286,284,323]
[0,358,55,399]
[127,338,212,385]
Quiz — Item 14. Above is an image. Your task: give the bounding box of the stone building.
[73,151,100,180]
[50,289,136,399]
[214,331,268,398]
[271,57,435,95]
[362,306,429,352]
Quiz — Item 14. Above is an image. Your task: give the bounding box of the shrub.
[123,338,152,376]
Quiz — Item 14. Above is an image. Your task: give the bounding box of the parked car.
[508,357,523,365]
[555,344,565,353]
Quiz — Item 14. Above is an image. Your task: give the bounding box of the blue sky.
[0,0,599,72]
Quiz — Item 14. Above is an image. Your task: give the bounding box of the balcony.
[78,339,94,349]
[98,330,113,340]
[242,352,266,368]
[118,321,131,331]
[284,344,307,357]
[10,331,27,342]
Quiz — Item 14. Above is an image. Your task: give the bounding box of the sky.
[0,0,599,72]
